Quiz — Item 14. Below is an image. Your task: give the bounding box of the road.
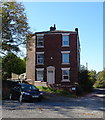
[2,88,105,118]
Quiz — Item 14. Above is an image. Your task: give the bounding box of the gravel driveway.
[2,88,105,118]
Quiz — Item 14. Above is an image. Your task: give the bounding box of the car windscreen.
[21,85,38,91]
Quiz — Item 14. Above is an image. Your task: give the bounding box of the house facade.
[26,25,80,89]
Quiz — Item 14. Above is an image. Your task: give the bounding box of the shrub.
[36,86,76,97]
[78,70,94,93]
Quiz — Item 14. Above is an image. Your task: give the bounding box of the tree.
[78,70,95,93]
[1,1,29,55]
[94,70,105,88]
[2,53,26,80]
[88,70,97,85]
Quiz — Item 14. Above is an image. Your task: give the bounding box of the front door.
[48,71,54,84]
[47,66,55,84]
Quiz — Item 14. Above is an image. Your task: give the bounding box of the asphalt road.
[2,88,105,118]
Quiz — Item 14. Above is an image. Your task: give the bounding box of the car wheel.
[19,94,23,102]
[9,93,13,100]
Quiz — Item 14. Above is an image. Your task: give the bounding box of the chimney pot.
[75,28,78,32]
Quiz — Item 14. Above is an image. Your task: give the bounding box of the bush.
[78,70,94,93]
[76,85,83,95]
[36,86,76,97]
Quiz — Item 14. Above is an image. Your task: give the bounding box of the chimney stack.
[75,28,78,34]
[50,24,56,31]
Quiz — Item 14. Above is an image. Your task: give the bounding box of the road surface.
[2,88,105,118]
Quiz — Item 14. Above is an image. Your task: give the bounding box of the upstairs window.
[37,36,44,47]
[62,35,69,46]
[37,52,44,64]
[62,53,70,64]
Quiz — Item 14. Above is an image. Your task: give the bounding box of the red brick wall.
[36,33,78,86]
[44,34,62,84]
[70,34,78,85]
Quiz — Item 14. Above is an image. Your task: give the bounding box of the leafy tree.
[80,65,87,71]
[2,53,26,80]
[1,1,29,55]
[88,70,97,85]
[23,56,26,62]
[78,70,94,92]
[94,70,105,88]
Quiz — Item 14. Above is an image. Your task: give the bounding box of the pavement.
[1,88,105,118]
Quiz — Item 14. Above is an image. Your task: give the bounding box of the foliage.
[88,70,97,85]
[23,57,26,62]
[78,70,96,92]
[1,1,29,55]
[36,86,76,97]
[80,65,87,71]
[94,70,105,88]
[2,53,26,80]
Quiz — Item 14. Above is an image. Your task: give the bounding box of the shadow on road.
[2,88,104,113]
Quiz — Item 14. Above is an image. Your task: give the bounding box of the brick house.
[26,25,80,89]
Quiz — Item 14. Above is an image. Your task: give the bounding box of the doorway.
[47,66,55,84]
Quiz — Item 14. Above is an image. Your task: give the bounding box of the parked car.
[9,83,43,102]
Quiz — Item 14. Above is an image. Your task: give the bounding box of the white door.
[47,66,55,84]
[48,71,54,84]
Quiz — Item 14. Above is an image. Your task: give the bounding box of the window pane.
[38,54,43,58]
[38,59,44,64]
[38,41,44,46]
[63,70,69,75]
[62,53,69,63]
[64,76,69,79]
[63,41,69,46]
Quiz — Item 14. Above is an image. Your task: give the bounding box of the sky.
[22,2,103,72]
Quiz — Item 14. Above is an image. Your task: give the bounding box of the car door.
[15,85,22,99]
[12,85,21,99]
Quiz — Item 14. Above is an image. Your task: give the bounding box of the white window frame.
[61,51,70,64]
[62,33,70,47]
[36,52,44,65]
[36,68,44,81]
[61,68,70,82]
[36,34,44,48]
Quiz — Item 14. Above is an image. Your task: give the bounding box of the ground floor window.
[61,68,70,82]
[36,68,44,81]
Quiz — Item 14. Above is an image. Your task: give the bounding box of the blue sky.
[22,2,103,72]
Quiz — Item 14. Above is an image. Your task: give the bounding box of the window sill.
[37,80,44,82]
[36,46,44,48]
[61,80,70,82]
[62,45,70,47]
[62,63,70,65]
[36,64,44,65]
